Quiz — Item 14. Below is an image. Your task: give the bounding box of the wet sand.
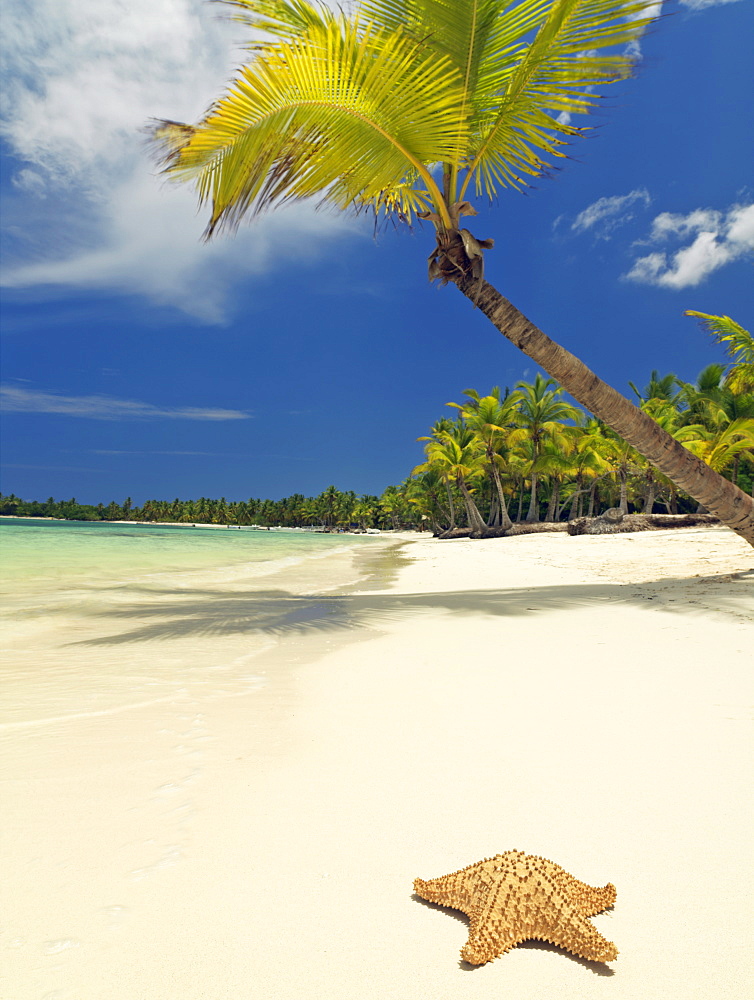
[2,526,752,999]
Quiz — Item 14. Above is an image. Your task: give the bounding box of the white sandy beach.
[2,526,753,1000]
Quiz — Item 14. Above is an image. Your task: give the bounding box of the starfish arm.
[541,908,618,963]
[461,912,523,965]
[413,873,473,916]
[565,877,617,917]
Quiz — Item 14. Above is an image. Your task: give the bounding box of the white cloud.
[678,0,743,9]
[571,189,651,238]
[726,202,754,244]
[624,2,663,60]
[0,0,361,321]
[625,202,754,288]
[649,208,722,240]
[0,385,251,421]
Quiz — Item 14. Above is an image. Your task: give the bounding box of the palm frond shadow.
[70,572,751,646]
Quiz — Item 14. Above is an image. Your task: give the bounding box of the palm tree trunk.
[525,471,539,522]
[458,478,488,536]
[618,467,629,515]
[452,273,754,546]
[443,479,456,531]
[643,471,656,514]
[487,489,499,527]
[568,475,583,520]
[516,480,525,523]
[587,482,598,517]
[545,479,560,522]
[490,462,513,530]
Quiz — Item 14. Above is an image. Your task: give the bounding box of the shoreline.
[0,514,408,534]
[2,527,752,999]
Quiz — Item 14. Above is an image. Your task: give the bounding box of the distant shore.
[3,526,752,999]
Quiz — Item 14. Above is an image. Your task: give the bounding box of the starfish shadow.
[412,894,615,976]
[515,938,615,976]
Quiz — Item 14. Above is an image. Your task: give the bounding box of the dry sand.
[2,526,753,999]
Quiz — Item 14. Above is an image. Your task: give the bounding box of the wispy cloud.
[625,202,754,289]
[0,386,251,421]
[623,2,664,60]
[90,450,221,456]
[1,464,102,473]
[569,189,651,239]
[0,0,361,322]
[678,0,743,9]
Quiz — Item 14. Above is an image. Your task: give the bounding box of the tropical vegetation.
[147,0,754,545]
[409,344,754,534]
[4,314,751,534]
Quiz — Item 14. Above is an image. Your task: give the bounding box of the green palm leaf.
[222,0,335,47]
[151,0,659,230]
[150,14,466,232]
[461,0,659,197]
[685,310,754,394]
[363,0,658,199]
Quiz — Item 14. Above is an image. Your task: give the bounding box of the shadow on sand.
[411,895,615,976]
[69,570,752,646]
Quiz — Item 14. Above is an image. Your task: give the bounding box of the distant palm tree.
[148,0,753,545]
[677,364,730,427]
[566,416,611,518]
[684,419,754,481]
[686,311,754,395]
[405,468,454,533]
[507,374,579,521]
[449,389,521,530]
[416,421,488,535]
[628,370,681,406]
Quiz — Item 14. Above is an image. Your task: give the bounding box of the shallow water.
[0,517,379,593]
[0,518,394,728]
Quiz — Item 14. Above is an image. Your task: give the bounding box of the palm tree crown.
[150,0,657,234]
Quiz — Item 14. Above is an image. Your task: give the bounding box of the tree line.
[2,313,751,535]
[408,311,752,534]
[0,487,407,530]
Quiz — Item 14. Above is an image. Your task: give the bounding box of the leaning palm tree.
[148,0,754,546]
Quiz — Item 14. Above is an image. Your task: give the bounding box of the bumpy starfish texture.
[414,850,618,965]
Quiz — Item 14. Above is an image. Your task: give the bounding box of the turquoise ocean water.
[0,518,392,727]
[0,518,382,596]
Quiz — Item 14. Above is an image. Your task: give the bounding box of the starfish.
[414,850,618,965]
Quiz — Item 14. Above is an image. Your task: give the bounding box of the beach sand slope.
[2,527,752,999]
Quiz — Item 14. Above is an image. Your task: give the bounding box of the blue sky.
[1,0,752,506]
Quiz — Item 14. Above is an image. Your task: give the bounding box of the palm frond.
[148,15,466,233]
[686,310,754,394]
[219,0,336,49]
[460,0,660,197]
[364,0,567,199]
